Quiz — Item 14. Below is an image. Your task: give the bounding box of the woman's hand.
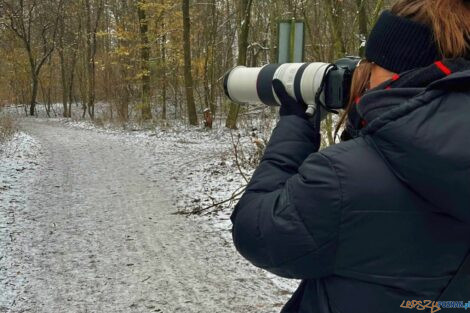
[272,79,308,119]
[273,79,322,135]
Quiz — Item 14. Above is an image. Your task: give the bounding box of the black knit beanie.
[365,10,441,74]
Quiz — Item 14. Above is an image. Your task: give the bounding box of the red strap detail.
[392,74,400,81]
[435,61,452,76]
[386,86,392,90]
[361,119,367,127]
[355,96,361,105]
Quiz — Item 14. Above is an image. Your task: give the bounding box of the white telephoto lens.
[272,63,306,103]
[300,63,330,105]
[224,62,332,107]
[225,66,263,104]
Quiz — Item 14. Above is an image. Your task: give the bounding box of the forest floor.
[0,117,298,313]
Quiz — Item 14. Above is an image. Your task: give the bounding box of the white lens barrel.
[300,63,330,105]
[224,62,331,106]
[225,66,263,104]
[273,63,306,102]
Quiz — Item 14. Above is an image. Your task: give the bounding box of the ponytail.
[391,0,470,58]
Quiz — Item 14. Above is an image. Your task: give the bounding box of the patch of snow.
[0,131,43,309]
[42,117,301,294]
[1,116,301,307]
[0,132,43,190]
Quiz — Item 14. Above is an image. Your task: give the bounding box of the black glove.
[272,79,308,119]
[273,79,322,148]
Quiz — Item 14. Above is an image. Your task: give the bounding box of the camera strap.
[437,250,470,302]
[314,64,338,115]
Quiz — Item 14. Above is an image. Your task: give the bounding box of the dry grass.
[0,114,17,143]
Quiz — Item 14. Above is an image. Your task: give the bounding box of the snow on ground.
[1,117,302,312]
[54,117,301,293]
[0,131,43,309]
[0,116,299,309]
[0,131,43,202]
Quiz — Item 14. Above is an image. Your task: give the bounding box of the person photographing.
[230,0,470,312]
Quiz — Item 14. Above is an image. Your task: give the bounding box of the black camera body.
[324,57,361,110]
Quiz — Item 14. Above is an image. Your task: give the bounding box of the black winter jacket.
[230,64,470,313]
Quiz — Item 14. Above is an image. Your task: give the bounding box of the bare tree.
[58,1,80,118]
[182,0,198,126]
[225,0,253,129]
[0,0,392,132]
[138,0,152,120]
[356,0,368,57]
[1,0,63,116]
[83,0,104,119]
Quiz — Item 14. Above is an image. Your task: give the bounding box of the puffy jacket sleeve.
[230,115,342,279]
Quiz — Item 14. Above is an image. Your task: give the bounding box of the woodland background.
[0,0,391,143]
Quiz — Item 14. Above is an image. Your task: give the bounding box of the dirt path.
[0,119,292,313]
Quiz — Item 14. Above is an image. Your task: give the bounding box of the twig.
[141,276,151,283]
[372,0,385,25]
[192,190,245,215]
[230,130,249,183]
[177,186,246,216]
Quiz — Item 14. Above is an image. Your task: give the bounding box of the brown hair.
[334,60,373,140]
[392,0,470,58]
[334,0,470,141]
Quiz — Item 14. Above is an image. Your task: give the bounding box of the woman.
[230,0,470,312]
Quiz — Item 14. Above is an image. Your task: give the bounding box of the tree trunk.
[269,1,279,63]
[161,32,167,120]
[208,0,217,117]
[325,113,334,146]
[85,0,94,119]
[372,0,386,25]
[225,0,253,129]
[84,0,102,120]
[58,15,69,118]
[30,74,39,116]
[325,0,346,60]
[59,48,69,118]
[157,0,167,120]
[27,49,39,116]
[356,0,368,57]
[138,1,152,120]
[182,0,198,126]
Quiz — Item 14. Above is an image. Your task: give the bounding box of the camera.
[223,57,360,116]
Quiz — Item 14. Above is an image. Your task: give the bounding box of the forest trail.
[0,119,289,313]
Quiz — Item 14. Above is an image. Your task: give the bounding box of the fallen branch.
[175,185,246,216]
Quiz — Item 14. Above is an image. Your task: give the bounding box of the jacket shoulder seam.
[285,183,319,249]
[286,152,343,252]
[318,151,344,274]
